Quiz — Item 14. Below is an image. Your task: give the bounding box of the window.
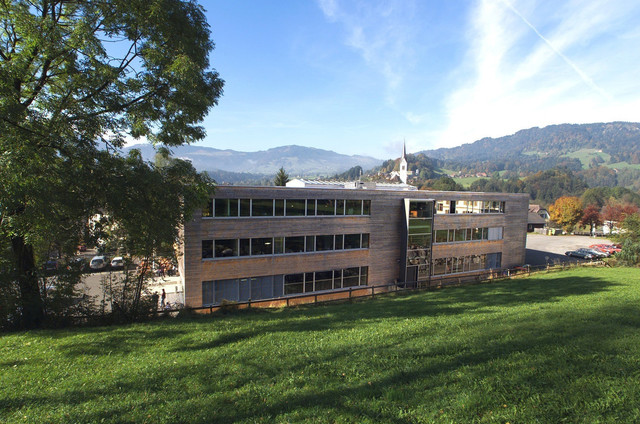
[316,199,335,215]
[239,239,250,256]
[251,238,273,255]
[336,199,345,215]
[306,235,315,252]
[252,199,273,217]
[240,199,251,217]
[314,271,333,291]
[344,234,361,249]
[275,199,285,216]
[214,199,238,217]
[315,235,334,251]
[346,200,362,215]
[334,234,344,250]
[343,268,360,287]
[361,234,370,248]
[284,274,304,295]
[274,237,284,254]
[454,228,466,242]
[435,230,448,243]
[202,240,213,259]
[285,236,305,253]
[410,201,432,218]
[215,239,237,257]
[286,199,305,216]
[307,199,316,216]
[363,200,371,215]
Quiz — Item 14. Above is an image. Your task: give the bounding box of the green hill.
[3,267,640,423]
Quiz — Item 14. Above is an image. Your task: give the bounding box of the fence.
[188,259,606,315]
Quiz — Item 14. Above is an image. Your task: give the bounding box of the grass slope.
[2,268,640,423]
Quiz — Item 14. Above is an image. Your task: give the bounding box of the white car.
[89,255,110,271]
[110,257,125,270]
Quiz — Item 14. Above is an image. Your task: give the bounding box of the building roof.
[286,178,417,191]
[528,211,547,225]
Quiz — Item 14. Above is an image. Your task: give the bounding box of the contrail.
[501,0,611,100]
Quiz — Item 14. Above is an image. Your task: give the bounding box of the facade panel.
[181,186,528,307]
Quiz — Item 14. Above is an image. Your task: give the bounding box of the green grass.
[606,161,640,170]
[3,267,640,423]
[561,148,611,169]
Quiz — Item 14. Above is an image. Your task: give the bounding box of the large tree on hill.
[0,0,223,328]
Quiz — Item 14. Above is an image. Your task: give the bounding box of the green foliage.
[422,176,465,191]
[615,214,640,265]
[2,268,640,422]
[0,0,223,328]
[525,169,588,205]
[273,167,290,186]
[331,165,363,181]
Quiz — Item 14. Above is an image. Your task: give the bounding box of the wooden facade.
[180,186,529,307]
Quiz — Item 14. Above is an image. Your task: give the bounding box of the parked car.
[110,257,125,270]
[589,244,621,255]
[565,250,593,259]
[89,255,110,271]
[580,248,608,258]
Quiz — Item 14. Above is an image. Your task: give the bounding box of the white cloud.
[316,0,417,104]
[429,0,640,149]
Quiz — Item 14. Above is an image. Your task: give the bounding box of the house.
[529,205,550,220]
[527,212,546,232]
[178,183,528,308]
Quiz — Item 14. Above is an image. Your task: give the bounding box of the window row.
[435,200,505,214]
[202,266,369,305]
[203,198,371,218]
[434,227,503,243]
[432,252,502,275]
[202,234,370,259]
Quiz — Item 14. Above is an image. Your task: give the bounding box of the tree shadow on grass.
[173,274,618,353]
[6,299,640,423]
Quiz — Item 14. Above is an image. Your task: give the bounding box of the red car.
[589,244,621,255]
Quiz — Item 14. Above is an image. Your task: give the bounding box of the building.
[179,183,528,308]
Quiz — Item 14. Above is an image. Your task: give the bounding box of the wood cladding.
[181,186,528,307]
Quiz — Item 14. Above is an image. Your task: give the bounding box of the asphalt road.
[525,233,613,266]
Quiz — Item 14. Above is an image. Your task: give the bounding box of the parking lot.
[525,233,613,266]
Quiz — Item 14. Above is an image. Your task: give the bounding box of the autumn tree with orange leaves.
[549,196,583,233]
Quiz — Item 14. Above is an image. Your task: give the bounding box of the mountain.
[420,122,640,165]
[123,144,382,177]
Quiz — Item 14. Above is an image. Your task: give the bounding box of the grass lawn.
[3,267,640,423]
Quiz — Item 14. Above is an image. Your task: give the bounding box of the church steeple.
[399,140,408,184]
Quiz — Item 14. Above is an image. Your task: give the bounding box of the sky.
[195,0,640,159]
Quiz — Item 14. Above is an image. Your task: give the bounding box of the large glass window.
[408,234,431,249]
[346,200,362,215]
[435,230,448,243]
[286,199,306,216]
[285,236,305,253]
[315,235,334,251]
[343,267,360,287]
[215,239,237,257]
[344,234,361,249]
[214,199,238,217]
[307,199,316,216]
[317,199,335,215]
[251,238,273,256]
[333,269,343,289]
[334,234,344,250]
[284,273,304,295]
[252,199,273,217]
[274,237,284,254]
[336,199,345,215]
[410,201,432,218]
[314,271,333,291]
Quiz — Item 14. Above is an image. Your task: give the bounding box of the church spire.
[399,140,408,184]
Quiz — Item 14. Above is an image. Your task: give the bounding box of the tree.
[0,0,223,328]
[580,204,602,235]
[274,167,290,186]
[549,196,583,233]
[615,213,640,265]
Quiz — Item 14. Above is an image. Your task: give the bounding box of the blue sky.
[196,0,640,159]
